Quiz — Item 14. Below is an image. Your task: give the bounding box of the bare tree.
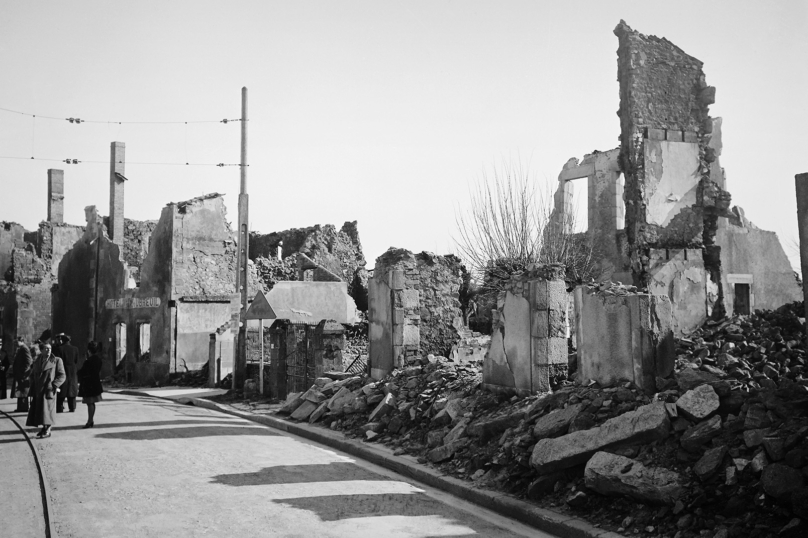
[454,161,597,299]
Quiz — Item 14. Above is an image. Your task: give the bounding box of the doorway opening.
[734,283,751,315]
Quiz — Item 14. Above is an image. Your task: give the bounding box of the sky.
[1,1,806,270]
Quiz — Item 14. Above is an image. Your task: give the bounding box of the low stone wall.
[574,283,675,393]
[483,264,567,394]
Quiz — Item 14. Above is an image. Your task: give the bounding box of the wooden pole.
[234,87,249,391]
[259,319,264,395]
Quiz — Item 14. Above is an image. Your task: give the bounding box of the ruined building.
[0,141,263,385]
[551,21,800,336]
[250,222,369,310]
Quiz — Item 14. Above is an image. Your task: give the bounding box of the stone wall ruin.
[368,248,463,379]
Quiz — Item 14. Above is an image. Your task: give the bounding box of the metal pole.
[234,87,249,391]
[259,319,264,395]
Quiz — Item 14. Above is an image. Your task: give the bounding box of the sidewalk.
[114,387,622,538]
[0,401,48,538]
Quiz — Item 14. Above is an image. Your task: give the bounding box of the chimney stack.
[47,169,64,224]
[109,141,125,244]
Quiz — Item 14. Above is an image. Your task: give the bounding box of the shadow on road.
[58,419,240,431]
[211,462,388,486]
[94,425,282,440]
[273,492,478,527]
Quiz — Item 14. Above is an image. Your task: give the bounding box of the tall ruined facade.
[554,22,799,336]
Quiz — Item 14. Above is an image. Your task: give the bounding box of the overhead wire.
[0,156,245,167]
[0,106,244,125]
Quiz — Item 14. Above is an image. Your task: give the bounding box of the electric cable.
[0,106,244,125]
[0,156,246,167]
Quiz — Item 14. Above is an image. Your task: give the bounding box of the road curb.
[117,390,621,538]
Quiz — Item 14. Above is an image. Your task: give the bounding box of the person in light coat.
[26,342,66,438]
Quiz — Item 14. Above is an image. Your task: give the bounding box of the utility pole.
[234,87,249,391]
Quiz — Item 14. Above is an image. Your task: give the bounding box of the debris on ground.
[254,302,808,537]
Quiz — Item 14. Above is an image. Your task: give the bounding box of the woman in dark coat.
[78,341,104,428]
[26,342,66,438]
[12,337,33,412]
[54,334,79,413]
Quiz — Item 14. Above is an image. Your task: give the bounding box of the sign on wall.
[105,297,161,309]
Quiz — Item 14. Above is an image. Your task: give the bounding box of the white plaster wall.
[645,140,700,227]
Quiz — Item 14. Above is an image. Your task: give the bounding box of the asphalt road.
[1,393,550,538]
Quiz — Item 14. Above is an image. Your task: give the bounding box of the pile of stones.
[276,303,808,538]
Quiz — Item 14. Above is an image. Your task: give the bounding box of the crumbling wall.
[484,264,567,394]
[170,194,241,298]
[5,249,49,285]
[717,210,802,315]
[574,282,675,393]
[646,249,713,336]
[122,218,157,284]
[250,221,369,308]
[368,248,463,378]
[0,222,27,279]
[550,149,630,282]
[34,221,85,277]
[615,21,734,327]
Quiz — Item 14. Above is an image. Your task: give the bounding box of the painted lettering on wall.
[105,297,161,309]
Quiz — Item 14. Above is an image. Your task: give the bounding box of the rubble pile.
[274,302,808,537]
[166,363,209,387]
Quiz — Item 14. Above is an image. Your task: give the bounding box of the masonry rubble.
[267,296,808,537]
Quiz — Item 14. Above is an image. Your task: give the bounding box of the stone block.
[391,269,404,290]
[532,310,549,338]
[761,463,805,500]
[279,392,305,414]
[427,438,470,463]
[467,411,525,442]
[585,451,684,505]
[681,415,722,452]
[547,309,566,338]
[308,401,329,423]
[402,324,419,346]
[533,280,548,310]
[530,402,670,473]
[290,400,318,421]
[693,445,728,481]
[647,128,666,141]
[400,288,419,309]
[676,385,719,421]
[368,393,395,422]
[533,403,583,439]
[666,130,683,142]
[683,131,698,143]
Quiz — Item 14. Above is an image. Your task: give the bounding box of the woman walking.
[78,341,104,428]
[26,342,66,438]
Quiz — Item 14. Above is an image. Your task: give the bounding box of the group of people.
[0,333,104,438]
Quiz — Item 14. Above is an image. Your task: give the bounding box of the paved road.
[0,408,47,538]
[1,393,550,538]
